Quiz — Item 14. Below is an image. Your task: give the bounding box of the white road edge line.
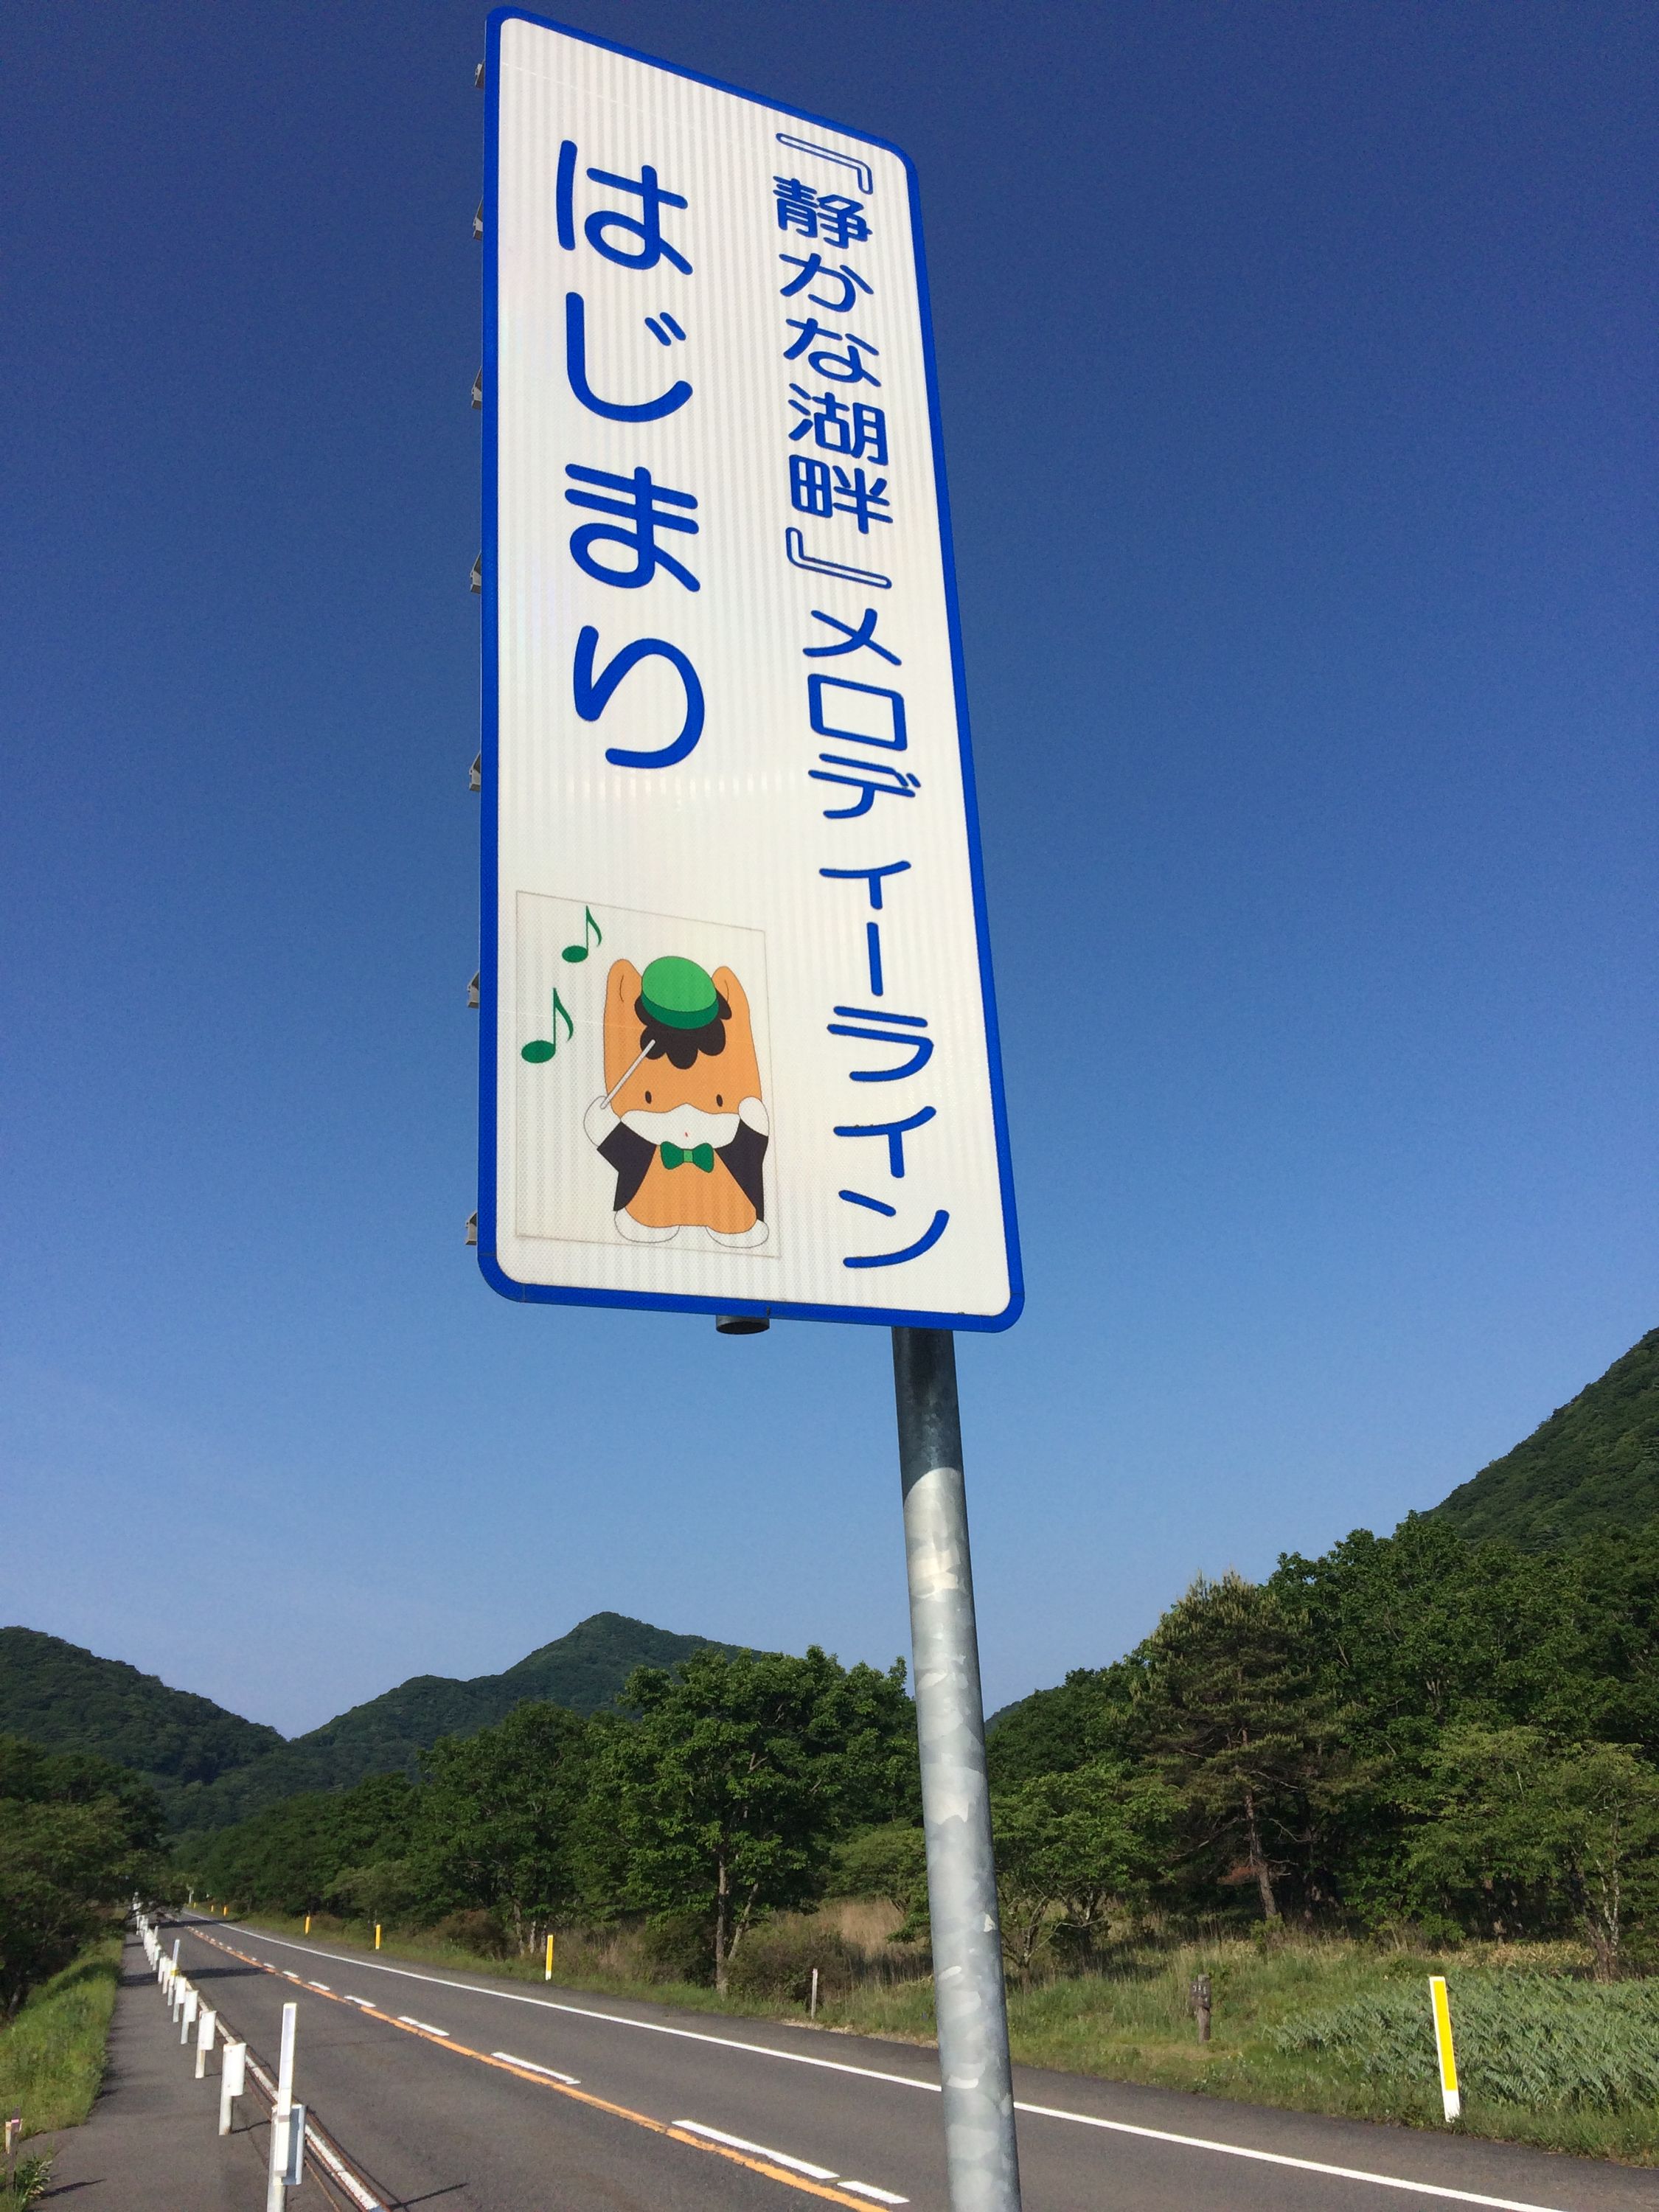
[211,1927,1576,2212]
[493,2051,580,2085]
[1014,2102,1570,2212]
[671,2120,838,2181]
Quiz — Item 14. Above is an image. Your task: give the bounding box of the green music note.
[521,989,574,1063]
[561,906,602,964]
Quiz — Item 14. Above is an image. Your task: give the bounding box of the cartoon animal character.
[581,955,770,1247]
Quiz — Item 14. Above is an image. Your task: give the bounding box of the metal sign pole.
[893,1326,1022,2212]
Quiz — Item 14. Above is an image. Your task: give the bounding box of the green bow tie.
[661,1140,715,1172]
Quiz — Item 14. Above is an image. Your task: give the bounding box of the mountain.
[1432,1328,1659,1549]
[1,1613,737,1838]
[167,1611,737,1837]
[0,1627,282,1786]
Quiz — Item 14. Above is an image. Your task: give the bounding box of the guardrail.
[134,1908,383,2211]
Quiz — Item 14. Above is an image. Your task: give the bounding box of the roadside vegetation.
[170,1508,1659,2165]
[0,1937,122,2140]
[0,1737,161,2019]
[0,1735,161,2163]
[222,1907,1659,2163]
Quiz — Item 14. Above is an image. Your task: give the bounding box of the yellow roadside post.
[1429,1975,1461,2121]
[544,1932,554,1983]
[375,1924,382,1950]
[304,1914,311,1935]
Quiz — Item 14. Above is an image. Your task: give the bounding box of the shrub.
[428,1910,510,1958]
[726,1919,864,2003]
[638,1913,714,1985]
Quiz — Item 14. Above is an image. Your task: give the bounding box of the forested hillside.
[0,1628,281,1789]
[192,1646,915,1991]
[984,1511,1659,1961]
[1433,1327,1659,1548]
[0,1614,736,1838]
[170,1612,737,1838]
[192,1512,1659,1984]
[29,1325,1659,1986]
[990,1509,1659,1790]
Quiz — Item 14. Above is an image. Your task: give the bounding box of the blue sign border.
[478,5,1023,1332]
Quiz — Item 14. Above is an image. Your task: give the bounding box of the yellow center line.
[185,1925,879,2211]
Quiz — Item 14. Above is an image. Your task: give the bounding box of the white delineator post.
[195,2006,218,2079]
[1430,1975,1461,2122]
[267,2003,298,2211]
[894,1327,1022,2212]
[219,2041,247,2137]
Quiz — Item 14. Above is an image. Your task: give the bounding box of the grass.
[0,1936,122,2144]
[0,2157,55,2212]
[1273,1971,1659,2157]
[223,1910,1659,2164]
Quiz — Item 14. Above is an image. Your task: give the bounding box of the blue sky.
[3,1,1654,1737]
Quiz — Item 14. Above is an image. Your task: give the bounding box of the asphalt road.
[167,1915,1654,2212]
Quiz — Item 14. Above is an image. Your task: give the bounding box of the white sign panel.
[479,8,1021,1330]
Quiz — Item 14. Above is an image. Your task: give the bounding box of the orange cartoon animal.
[581,956,769,1247]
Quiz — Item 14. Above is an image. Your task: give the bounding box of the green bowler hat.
[639,955,720,1030]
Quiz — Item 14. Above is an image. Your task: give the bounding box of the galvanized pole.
[893,1326,1022,2212]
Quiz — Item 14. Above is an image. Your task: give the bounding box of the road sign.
[479,8,1020,1330]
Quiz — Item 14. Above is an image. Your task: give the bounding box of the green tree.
[0,1737,162,2014]
[192,1772,414,1916]
[985,1664,1139,1789]
[604,1647,911,1990]
[1136,1572,1356,1921]
[410,1703,591,1952]
[1273,1515,1659,1773]
[323,1854,425,1927]
[1409,1725,1659,1975]
[992,1761,1175,1977]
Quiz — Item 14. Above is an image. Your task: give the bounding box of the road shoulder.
[44,1935,267,2211]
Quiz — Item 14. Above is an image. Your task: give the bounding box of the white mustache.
[621,1105,741,1149]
